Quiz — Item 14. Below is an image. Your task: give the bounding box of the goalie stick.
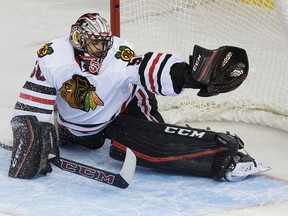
[0,142,136,189]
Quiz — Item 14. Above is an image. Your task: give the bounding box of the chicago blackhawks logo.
[115,46,135,61]
[37,42,54,58]
[59,75,104,112]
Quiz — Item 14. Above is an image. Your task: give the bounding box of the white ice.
[0,0,288,215]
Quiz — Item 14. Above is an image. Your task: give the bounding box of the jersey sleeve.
[14,60,57,122]
[126,52,185,96]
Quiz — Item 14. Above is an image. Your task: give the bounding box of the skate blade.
[232,161,271,177]
[225,161,271,181]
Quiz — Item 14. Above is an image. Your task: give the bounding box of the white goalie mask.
[70,13,113,60]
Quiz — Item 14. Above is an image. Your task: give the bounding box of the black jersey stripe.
[59,113,116,128]
[138,52,153,89]
[157,54,172,95]
[23,81,56,95]
[14,102,53,114]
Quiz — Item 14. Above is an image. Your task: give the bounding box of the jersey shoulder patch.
[115,45,135,62]
[37,42,54,58]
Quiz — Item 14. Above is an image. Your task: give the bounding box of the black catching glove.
[185,45,249,97]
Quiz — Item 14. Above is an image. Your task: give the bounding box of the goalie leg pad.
[9,116,59,179]
[109,115,240,179]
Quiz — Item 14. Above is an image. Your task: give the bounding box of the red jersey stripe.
[148,53,163,93]
[137,89,158,122]
[20,93,55,105]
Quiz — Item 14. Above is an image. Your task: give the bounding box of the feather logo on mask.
[59,75,104,112]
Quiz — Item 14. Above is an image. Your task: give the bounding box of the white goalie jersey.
[14,36,184,136]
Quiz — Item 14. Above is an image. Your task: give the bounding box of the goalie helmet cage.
[110,0,288,132]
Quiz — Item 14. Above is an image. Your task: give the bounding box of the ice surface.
[0,135,288,216]
[0,0,287,215]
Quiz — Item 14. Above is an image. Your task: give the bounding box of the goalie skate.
[225,153,271,182]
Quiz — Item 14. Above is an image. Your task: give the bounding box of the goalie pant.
[108,115,241,180]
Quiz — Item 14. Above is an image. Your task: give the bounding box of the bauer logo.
[164,126,205,138]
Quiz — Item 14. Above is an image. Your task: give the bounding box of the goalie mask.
[70,13,113,61]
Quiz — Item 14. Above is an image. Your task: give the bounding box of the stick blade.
[119,148,137,186]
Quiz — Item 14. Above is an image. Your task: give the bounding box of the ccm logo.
[60,160,115,184]
[164,126,205,138]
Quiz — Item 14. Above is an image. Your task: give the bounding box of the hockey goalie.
[8,13,270,182]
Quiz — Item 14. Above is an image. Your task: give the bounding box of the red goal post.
[109,0,288,132]
[110,0,120,37]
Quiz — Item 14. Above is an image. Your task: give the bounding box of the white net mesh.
[119,0,288,131]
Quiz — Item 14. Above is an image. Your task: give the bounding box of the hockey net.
[111,0,288,131]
